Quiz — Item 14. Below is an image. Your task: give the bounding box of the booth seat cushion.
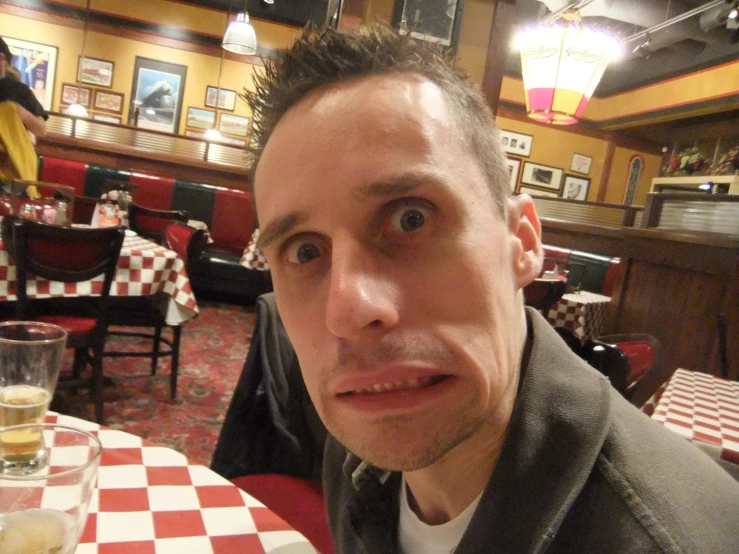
[209,187,255,255]
[129,173,176,210]
[172,180,216,226]
[38,157,87,196]
[84,165,130,198]
[567,251,621,296]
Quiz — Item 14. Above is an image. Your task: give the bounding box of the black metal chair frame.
[128,203,188,245]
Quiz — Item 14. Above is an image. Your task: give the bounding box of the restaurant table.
[546,290,611,341]
[42,412,317,554]
[241,228,269,271]
[0,223,198,325]
[651,368,739,466]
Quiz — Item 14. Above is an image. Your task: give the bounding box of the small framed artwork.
[218,113,250,137]
[93,90,124,114]
[78,56,114,88]
[505,157,521,191]
[92,113,122,124]
[570,153,593,175]
[500,130,533,157]
[518,186,559,198]
[184,129,205,139]
[4,37,58,111]
[562,175,591,201]
[61,83,91,107]
[186,107,217,130]
[521,162,563,192]
[205,86,237,111]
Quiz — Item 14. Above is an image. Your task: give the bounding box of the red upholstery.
[601,258,623,297]
[209,187,255,256]
[165,223,194,265]
[231,474,334,554]
[618,340,656,382]
[36,315,97,335]
[27,238,112,272]
[129,173,176,210]
[39,158,87,196]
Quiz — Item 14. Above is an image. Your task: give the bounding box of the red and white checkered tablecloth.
[651,369,739,466]
[546,291,611,341]
[240,229,269,271]
[0,233,198,325]
[42,412,317,554]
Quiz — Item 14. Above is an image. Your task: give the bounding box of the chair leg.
[71,348,86,395]
[170,325,182,401]
[91,342,106,424]
[151,324,163,376]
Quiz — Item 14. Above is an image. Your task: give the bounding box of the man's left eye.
[389,206,429,233]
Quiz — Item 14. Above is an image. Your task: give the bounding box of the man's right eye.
[285,240,323,264]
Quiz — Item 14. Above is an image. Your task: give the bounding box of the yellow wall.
[456,0,496,86]
[0,11,270,135]
[605,147,663,206]
[496,115,609,201]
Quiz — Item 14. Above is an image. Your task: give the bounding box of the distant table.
[546,291,611,341]
[240,229,269,271]
[43,412,317,554]
[651,369,739,466]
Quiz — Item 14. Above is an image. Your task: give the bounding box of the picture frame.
[562,175,591,201]
[61,83,91,107]
[518,186,560,198]
[520,162,563,192]
[92,113,122,125]
[218,113,250,137]
[77,56,114,88]
[184,129,205,139]
[500,130,533,157]
[93,90,124,114]
[3,37,57,111]
[392,0,465,50]
[505,157,521,192]
[205,86,237,111]
[570,153,593,175]
[186,107,217,130]
[128,57,188,134]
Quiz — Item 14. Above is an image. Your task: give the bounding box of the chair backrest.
[72,195,100,225]
[524,278,567,313]
[164,222,208,272]
[128,203,188,244]
[597,333,662,406]
[4,217,125,320]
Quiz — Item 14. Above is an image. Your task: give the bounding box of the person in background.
[0,37,47,138]
[247,24,739,554]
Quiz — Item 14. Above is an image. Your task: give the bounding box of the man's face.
[255,75,541,471]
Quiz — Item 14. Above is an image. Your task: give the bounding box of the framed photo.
[186,107,217,130]
[518,186,559,198]
[77,56,114,88]
[184,129,205,139]
[520,162,563,192]
[92,113,122,124]
[217,135,246,147]
[3,37,57,111]
[61,83,91,107]
[562,175,591,201]
[128,57,187,134]
[500,130,533,157]
[218,113,250,137]
[205,86,237,111]
[570,153,593,175]
[93,90,124,114]
[505,157,521,191]
[393,0,465,49]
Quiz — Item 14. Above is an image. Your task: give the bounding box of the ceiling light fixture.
[514,8,621,125]
[222,0,258,55]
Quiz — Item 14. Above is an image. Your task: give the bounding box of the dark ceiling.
[177,0,333,28]
[508,0,739,97]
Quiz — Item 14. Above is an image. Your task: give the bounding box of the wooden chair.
[104,223,208,400]
[10,180,76,225]
[128,203,188,245]
[72,195,101,225]
[2,216,125,423]
[596,334,662,406]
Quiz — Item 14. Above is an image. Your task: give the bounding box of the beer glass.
[0,424,101,554]
[0,322,67,474]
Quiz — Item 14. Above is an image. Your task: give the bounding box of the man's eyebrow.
[256,212,308,252]
[353,173,431,200]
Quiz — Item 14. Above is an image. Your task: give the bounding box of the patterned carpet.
[53,301,256,467]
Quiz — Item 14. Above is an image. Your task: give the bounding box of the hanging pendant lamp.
[222,1,257,56]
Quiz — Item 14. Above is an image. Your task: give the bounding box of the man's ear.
[507,194,543,289]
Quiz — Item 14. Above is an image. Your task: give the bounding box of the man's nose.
[325,237,400,340]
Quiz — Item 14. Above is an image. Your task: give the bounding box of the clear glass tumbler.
[0,424,102,554]
[0,322,67,474]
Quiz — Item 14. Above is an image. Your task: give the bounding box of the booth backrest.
[542,245,622,297]
[38,156,255,256]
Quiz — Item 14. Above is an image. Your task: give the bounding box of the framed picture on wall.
[570,153,593,175]
[205,86,237,111]
[500,130,533,157]
[78,56,114,88]
[518,186,559,198]
[3,37,57,111]
[521,162,563,192]
[128,57,188,134]
[185,107,216,130]
[392,0,465,49]
[562,175,591,201]
[61,83,91,107]
[92,113,122,124]
[505,157,521,191]
[93,90,124,114]
[218,113,250,137]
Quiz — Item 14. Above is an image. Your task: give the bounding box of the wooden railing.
[46,113,252,170]
[641,193,739,235]
[525,194,644,228]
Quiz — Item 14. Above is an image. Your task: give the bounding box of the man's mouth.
[342,375,449,395]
